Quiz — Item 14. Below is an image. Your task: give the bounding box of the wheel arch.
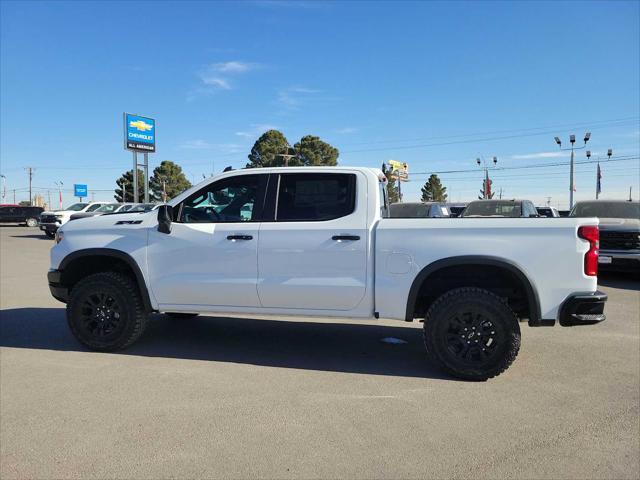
[59,248,154,312]
[405,255,541,324]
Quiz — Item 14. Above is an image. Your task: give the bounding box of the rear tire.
[165,312,199,319]
[67,272,149,351]
[25,217,38,227]
[423,287,520,381]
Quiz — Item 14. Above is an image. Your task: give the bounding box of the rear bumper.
[558,290,607,326]
[47,269,68,303]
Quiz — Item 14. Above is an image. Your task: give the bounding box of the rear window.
[389,203,430,218]
[463,201,522,217]
[276,173,356,222]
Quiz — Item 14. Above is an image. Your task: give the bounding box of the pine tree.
[420,174,448,202]
[382,163,399,203]
[149,160,192,202]
[114,170,145,202]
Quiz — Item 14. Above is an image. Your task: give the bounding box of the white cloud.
[200,77,231,90]
[511,151,566,160]
[180,139,213,149]
[196,60,259,93]
[277,86,321,109]
[235,123,280,139]
[211,61,255,73]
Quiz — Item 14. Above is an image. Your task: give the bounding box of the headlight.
[54,231,64,244]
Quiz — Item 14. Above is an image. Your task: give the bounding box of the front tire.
[67,272,149,351]
[25,217,38,227]
[423,287,520,381]
[44,230,55,239]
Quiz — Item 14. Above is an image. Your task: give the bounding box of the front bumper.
[47,269,68,303]
[598,250,640,273]
[558,290,607,326]
[39,223,59,233]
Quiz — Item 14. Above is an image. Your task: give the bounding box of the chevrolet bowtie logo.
[129,120,154,132]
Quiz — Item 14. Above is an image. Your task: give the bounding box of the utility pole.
[47,190,51,210]
[24,167,35,206]
[546,196,552,206]
[554,133,591,209]
[630,186,633,202]
[12,189,16,203]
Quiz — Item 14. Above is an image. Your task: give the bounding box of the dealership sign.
[74,184,88,198]
[124,113,156,152]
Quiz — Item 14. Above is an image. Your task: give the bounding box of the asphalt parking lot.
[0,225,638,479]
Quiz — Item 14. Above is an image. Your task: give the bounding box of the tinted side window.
[86,204,103,212]
[276,173,356,222]
[180,175,263,223]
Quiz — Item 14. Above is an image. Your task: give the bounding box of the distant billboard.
[388,160,409,182]
[124,113,156,152]
[74,184,88,198]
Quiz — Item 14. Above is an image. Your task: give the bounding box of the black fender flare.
[59,248,154,312]
[404,255,541,324]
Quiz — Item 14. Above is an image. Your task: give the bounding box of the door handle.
[332,235,360,241]
[227,235,253,241]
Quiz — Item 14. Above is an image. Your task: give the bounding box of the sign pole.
[144,153,149,203]
[133,151,138,203]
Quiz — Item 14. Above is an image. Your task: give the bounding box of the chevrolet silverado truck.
[40,202,109,238]
[570,200,640,273]
[47,167,607,380]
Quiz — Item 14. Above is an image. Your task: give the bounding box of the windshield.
[571,201,640,219]
[95,204,120,213]
[65,203,88,211]
[462,201,522,217]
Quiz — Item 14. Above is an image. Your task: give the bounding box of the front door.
[147,173,267,308]
[257,172,368,311]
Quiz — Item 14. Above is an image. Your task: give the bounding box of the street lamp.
[54,181,64,209]
[476,156,498,199]
[553,132,590,209]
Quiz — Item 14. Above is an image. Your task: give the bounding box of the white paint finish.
[147,222,261,307]
[257,171,370,311]
[374,218,598,320]
[50,167,601,325]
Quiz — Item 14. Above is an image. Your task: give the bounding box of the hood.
[597,217,640,231]
[60,210,157,231]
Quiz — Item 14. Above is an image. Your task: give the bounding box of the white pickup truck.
[48,167,607,380]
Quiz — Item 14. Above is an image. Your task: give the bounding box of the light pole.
[476,156,498,199]
[588,148,613,200]
[54,181,63,209]
[554,132,590,209]
[0,174,6,201]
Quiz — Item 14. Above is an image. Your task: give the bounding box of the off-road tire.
[67,272,149,351]
[165,312,199,319]
[423,287,520,381]
[25,217,38,227]
[44,230,55,239]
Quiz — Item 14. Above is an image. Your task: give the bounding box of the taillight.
[578,225,599,276]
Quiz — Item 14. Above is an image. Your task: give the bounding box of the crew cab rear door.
[257,171,368,311]
[147,173,268,308]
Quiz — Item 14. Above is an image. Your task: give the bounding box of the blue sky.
[1,0,639,208]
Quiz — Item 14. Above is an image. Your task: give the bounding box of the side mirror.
[529,214,539,218]
[157,205,174,234]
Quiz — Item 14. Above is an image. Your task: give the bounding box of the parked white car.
[39,202,109,238]
[48,167,607,380]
